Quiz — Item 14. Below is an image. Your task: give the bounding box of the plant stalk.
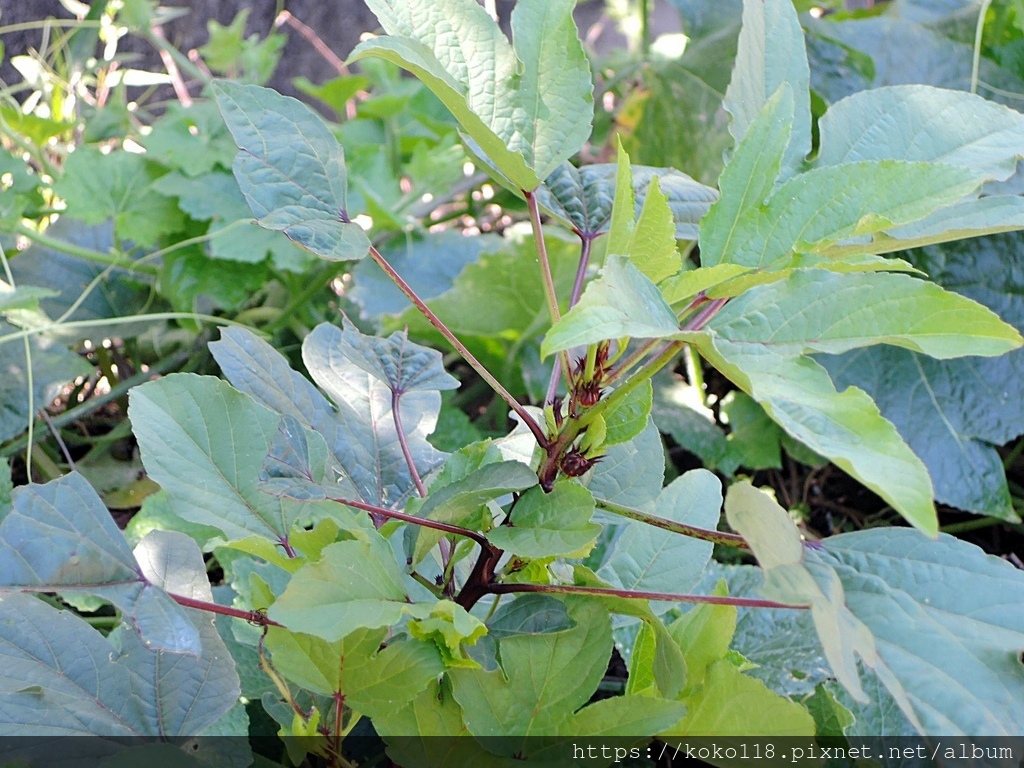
[169,593,283,626]
[487,581,806,610]
[326,493,491,548]
[595,497,750,548]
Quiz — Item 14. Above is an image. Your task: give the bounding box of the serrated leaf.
[266,626,443,717]
[699,85,794,270]
[725,482,876,703]
[713,161,983,269]
[701,270,1022,359]
[269,534,418,641]
[212,80,370,261]
[598,469,721,601]
[817,85,1024,182]
[724,0,811,175]
[823,232,1024,518]
[0,473,199,654]
[0,542,239,736]
[537,162,716,240]
[130,374,317,545]
[626,177,680,284]
[352,0,593,191]
[408,600,487,667]
[542,255,679,358]
[140,101,237,177]
[487,482,600,559]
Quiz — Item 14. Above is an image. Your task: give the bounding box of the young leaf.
[603,379,654,448]
[352,0,592,192]
[723,0,811,176]
[699,85,793,270]
[0,473,200,654]
[408,600,487,667]
[211,80,370,262]
[268,532,420,641]
[448,598,684,746]
[817,85,1024,182]
[537,162,716,240]
[265,626,443,717]
[598,469,721,600]
[487,482,600,559]
[0,534,239,736]
[541,255,678,358]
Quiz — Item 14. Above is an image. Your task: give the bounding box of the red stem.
[392,388,427,498]
[169,593,283,626]
[368,244,550,449]
[326,494,491,547]
[487,582,806,610]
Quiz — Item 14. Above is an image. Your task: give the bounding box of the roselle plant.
[3,0,1024,761]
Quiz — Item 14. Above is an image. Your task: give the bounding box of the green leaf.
[598,469,721,600]
[724,0,811,175]
[140,101,237,177]
[699,85,794,269]
[487,482,600,559]
[54,148,184,246]
[0,285,58,313]
[725,482,876,702]
[817,85,1024,182]
[266,626,443,717]
[872,195,1024,254]
[352,0,593,191]
[822,231,1024,518]
[603,379,654,447]
[411,458,537,564]
[542,255,679,358]
[198,9,284,84]
[711,161,983,269]
[626,177,681,284]
[588,417,665,510]
[719,391,782,471]
[211,80,370,262]
[662,660,816,737]
[0,473,200,654]
[328,319,459,395]
[667,583,737,694]
[408,601,487,668]
[130,373,325,544]
[705,349,937,535]
[701,270,1022,359]
[606,142,638,258]
[211,325,445,509]
[537,162,716,240]
[268,533,417,641]
[0,539,239,735]
[809,529,1024,735]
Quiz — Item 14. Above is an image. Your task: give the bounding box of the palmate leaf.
[210,325,446,510]
[726,482,1024,736]
[212,80,370,262]
[351,0,592,191]
[0,473,199,654]
[0,531,239,736]
[448,598,684,751]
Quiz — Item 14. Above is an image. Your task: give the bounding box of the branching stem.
[487,582,805,610]
[169,593,283,626]
[368,244,549,448]
[326,493,490,548]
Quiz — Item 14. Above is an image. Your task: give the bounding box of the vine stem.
[15,225,159,276]
[595,497,750,549]
[487,581,806,610]
[169,593,283,626]
[367,244,549,449]
[326,493,491,548]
